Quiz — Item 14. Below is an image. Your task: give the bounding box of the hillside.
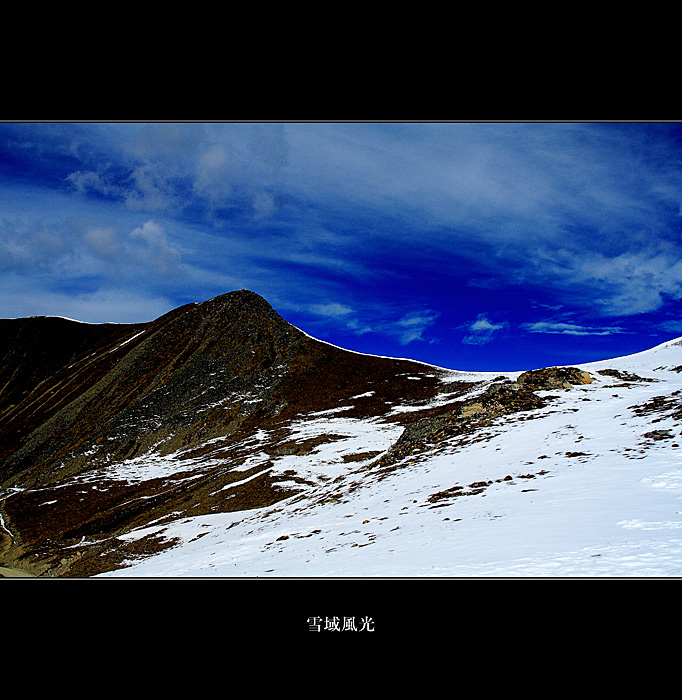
[3,290,682,577]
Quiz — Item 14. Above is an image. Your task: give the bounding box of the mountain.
[2,290,682,578]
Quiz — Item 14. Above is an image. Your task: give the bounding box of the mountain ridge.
[2,289,682,577]
[0,290,469,575]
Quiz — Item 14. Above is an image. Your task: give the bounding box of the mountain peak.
[200,288,272,308]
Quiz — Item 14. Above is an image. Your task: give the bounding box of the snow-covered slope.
[98,337,682,577]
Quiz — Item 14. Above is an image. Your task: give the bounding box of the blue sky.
[2,121,682,371]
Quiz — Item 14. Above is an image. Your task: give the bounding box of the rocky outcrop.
[371,367,594,473]
[517,366,594,390]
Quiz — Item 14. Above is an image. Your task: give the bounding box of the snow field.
[100,340,682,577]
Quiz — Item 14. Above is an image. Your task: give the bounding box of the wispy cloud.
[303,301,439,346]
[521,321,626,336]
[345,318,373,336]
[129,220,182,277]
[522,245,682,317]
[393,310,439,345]
[0,214,185,317]
[309,302,353,318]
[461,314,508,345]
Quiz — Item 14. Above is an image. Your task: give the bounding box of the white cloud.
[393,310,439,345]
[521,321,626,336]
[192,144,234,205]
[306,303,438,346]
[309,302,353,317]
[346,318,373,335]
[0,219,70,272]
[129,220,181,277]
[462,314,508,345]
[54,124,682,296]
[81,226,122,260]
[535,247,682,317]
[66,169,125,199]
[124,163,179,212]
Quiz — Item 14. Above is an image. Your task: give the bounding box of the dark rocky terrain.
[0,290,595,577]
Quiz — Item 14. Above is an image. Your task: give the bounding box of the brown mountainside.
[0,290,463,576]
[0,289,594,577]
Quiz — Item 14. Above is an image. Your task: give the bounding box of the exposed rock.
[643,429,675,441]
[371,367,594,473]
[597,368,657,384]
[517,366,594,390]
